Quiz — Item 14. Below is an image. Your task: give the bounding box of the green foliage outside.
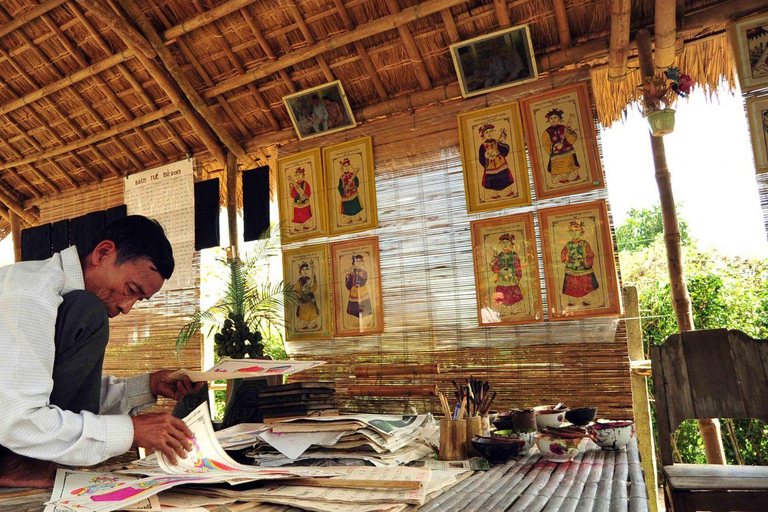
[617,204,768,466]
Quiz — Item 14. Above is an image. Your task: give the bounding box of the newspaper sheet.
[274,415,426,438]
[256,430,346,459]
[215,422,269,450]
[170,359,325,382]
[45,470,160,512]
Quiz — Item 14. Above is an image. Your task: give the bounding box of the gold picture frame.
[520,82,604,199]
[282,244,333,341]
[323,136,379,236]
[282,80,356,140]
[538,200,621,320]
[470,213,543,326]
[276,148,327,244]
[330,236,384,337]
[746,95,768,173]
[729,13,768,93]
[457,102,531,214]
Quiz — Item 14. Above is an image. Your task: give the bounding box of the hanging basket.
[645,108,676,137]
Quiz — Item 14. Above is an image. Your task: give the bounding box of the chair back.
[650,329,768,465]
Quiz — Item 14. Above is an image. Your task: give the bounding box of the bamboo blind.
[280,70,633,420]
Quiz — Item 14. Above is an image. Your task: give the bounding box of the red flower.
[549,443,566,455]
[677,74,694,96]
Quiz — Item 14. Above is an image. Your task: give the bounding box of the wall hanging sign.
[746,95,768,173]
[282,80,356,140]
[458,102,531,214]
[729,13,768,93]
[450,24,538,98]
[330,236,384,337]
[538,200,621,320]
[282,243,333,341]
[470,212,543,326]
[520,82,604,200]
[323,136,379,236]
[277,148,327,244]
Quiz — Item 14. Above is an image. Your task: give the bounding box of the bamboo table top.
[0,439,649,512]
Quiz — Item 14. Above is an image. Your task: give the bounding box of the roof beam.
[440,9,460,43]
[73,0,155,59]
[0,185,36,224]
[654,0,676,68]
[163,0,262,42]
[285,1,335,82]
[383,0,431,90]
[553,0,572,48]
[0,0,68,39]
[240,8,296,94]
[608,0,631,79]
[493,0,511,28]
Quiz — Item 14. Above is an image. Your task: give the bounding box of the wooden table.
[0,439,650,512]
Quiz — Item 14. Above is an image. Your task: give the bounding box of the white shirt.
[0,246,155,465]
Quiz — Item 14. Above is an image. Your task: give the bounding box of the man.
[307,94,329,133]
[0,215,202,488]
[323,96,344,128]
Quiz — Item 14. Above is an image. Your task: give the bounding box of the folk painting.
[276,148,327,244]
[520,83,604,199]
[729,13,768,93]
[282,80,356,140]
[457,102,531,213]
[746,95,768,173]
[330,237,384,337]
[282,244,333,341]
[538,200,620,320]
[323,136,378,235]
[470,213,542,326]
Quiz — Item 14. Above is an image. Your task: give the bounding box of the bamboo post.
[9,211,21,263]
[608,0,631,79]
[552,0,572,48]
[654,0,676,69]
[493,0,512,28]
[637,29,725,465]
[226,151,240,257]
[623,286,658,512]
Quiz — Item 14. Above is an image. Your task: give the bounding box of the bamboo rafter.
[383,0,432,91]
[162,0,263,42]
[285,0,336,82]
[240,7,297,94]
[73,0,156,59]
[440,9,460,43]
[552,0,573,48]
[494,0,512,28]
[654,0,676,69]
[0,0,68,39]
[608,0,632,79]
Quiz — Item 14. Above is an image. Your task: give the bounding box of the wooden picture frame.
[520,82,604,199]
[330,237,384,337]
[746,95,768,173]
[282,80,356,140]
[729,13,768,93]
[470,213,543,326]
[450,24,538,98]
[276,149,327,244]
[282,244,333,341]
[323,136,379,235]
[538,200,621,320]
[457,102,531,214]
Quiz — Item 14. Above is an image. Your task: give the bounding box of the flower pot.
[646,108,675,137]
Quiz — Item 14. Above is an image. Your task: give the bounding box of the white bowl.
[535,434,582,462]
[587,420,635,450]
[533,406,568,430]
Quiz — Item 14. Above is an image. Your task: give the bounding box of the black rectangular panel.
[106,204,127,225]
[21,223,52,261]
[51,219,70,253]
[242,166,270,241]
[194,178,220,250]
[70,210,106,257]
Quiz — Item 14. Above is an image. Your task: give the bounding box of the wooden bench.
[651,329,768,511]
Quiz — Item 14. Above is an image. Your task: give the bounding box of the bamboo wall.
[280,68,634,419]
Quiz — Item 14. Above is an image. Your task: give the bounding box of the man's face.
[84,246,165,318]
[547,115,561,126]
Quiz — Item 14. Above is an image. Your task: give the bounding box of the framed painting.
[457,102,531,213]
[276,148,327,243]
[521,82,604,199]
[282,80,356,140]
[746,95,768,173]
[470,213,543,326]
[323,136,379,235]
[282,244,333,341]
[538,200,621,320]
[729,13,768,93]
[329,237,384,337]
[450,24,538,98]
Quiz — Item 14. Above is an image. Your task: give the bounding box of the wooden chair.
[650,329,768,511]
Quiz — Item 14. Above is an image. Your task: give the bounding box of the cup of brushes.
[438,378,496,460]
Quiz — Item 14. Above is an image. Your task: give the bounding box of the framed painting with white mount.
[520,82,604,200]
[729,13,768,93]
[282,80,356,140]
[470,213,543,326]
[323,136,379,236]
[538,200,621,320]
[329,237,384,337]
[450,24,538,98]
[276,148,327,244]
[457,102,531,214]
[746,95,768,173]
[282,244,333,341]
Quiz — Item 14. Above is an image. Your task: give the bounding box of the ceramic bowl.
[535,434,583,462]
[534,406,568,430]
[587,420,635,451]
[493,429,536,455]
[509,409,537,431]
[565,407,598,426]
[492,416,516,431]
[471,436,524,464]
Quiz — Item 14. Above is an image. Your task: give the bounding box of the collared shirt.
[0,246,155,465]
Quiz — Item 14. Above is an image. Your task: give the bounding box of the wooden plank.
[730,330,768,423]
[650,344,674,466]
[658,334,696,433]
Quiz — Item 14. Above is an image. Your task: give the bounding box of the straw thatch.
[0,0,747,231]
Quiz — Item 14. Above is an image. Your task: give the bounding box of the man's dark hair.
[89,215,174,280]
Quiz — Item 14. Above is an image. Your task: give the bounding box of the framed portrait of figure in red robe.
[470,213,543,326]
[520,82,604,200]
[330,237,384,337]
[282,244,333,341]
[538,200,621,320]
[277,148,327,244]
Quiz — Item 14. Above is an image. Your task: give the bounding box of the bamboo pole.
[608,0,631,79]
[0,188,36,224]
[9,211,21,262]
[441,9,461,43]
[383,0,432,91]
[654,0,676,69]
[163,0,262,41]
[552,0,572,48]
[74,0,155,59]
[119,0,256,169]
[0,0,67,39]
[355,363,440,377]
[493,0,512,28]
[347,385,438,397]
[637,29,725,466]
[0,202,9,222]
[226,151,239,256]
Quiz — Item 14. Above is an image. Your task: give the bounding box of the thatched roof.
[0,0,753,232]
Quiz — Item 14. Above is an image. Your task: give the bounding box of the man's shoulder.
[0,254,66,297]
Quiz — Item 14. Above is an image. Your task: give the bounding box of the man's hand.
[149,370,203,401]
[131,413,194,465]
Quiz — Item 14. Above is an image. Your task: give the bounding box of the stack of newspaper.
[246,414,438,467]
